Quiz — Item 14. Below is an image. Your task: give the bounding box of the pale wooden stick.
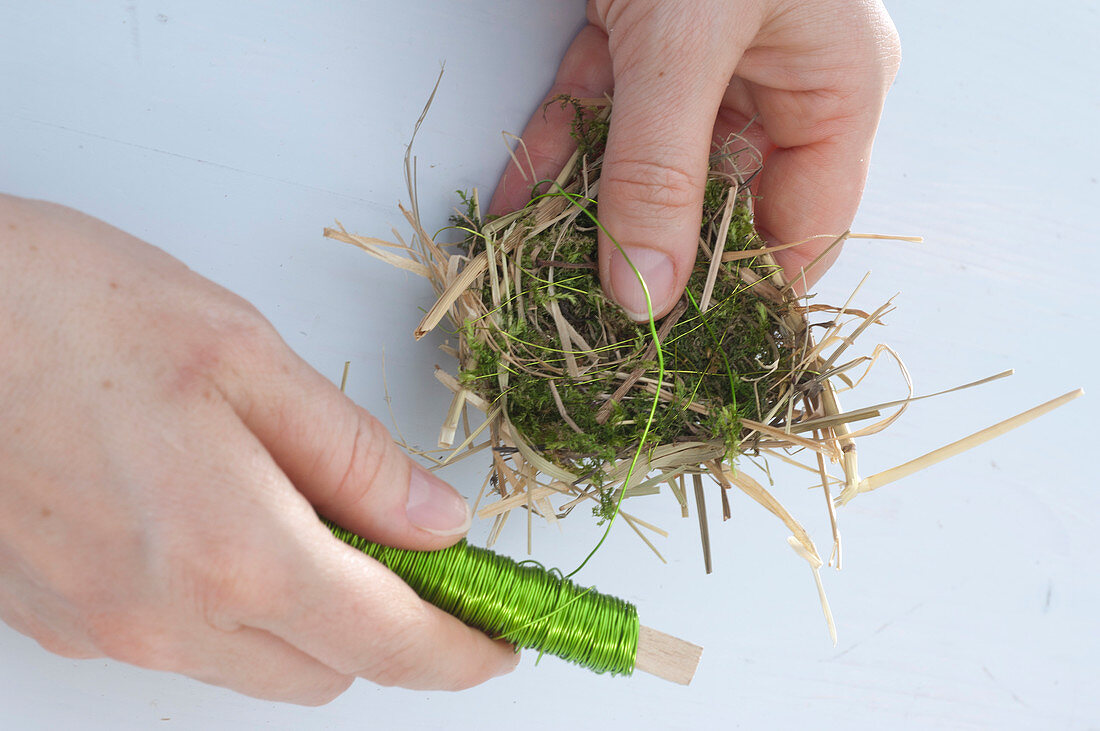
[849,388,1084,501]
[635,625,703,685]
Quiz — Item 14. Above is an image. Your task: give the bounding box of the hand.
[0,195,517,704]
[490,0,901,320]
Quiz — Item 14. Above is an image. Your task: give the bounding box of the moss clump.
[452,100,795,516]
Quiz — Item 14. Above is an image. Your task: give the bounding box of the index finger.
[487,24,613,217]
[241,498,518,690]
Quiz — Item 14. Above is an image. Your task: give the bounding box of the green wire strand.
[325,520,640,676]
[328,177,663,677]
[522,183,667,579]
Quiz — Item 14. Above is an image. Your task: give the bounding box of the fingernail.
[609,245,675,321]
[406,464,471,536]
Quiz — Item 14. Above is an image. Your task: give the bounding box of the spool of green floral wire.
[325,520,640,676]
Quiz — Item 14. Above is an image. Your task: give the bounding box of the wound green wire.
[324,520,639,676]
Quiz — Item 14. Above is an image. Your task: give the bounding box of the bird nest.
[326,93,1081,639]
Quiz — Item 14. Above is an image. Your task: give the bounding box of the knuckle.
[593,0,651,40]
[353,608,495,691]
[164,297,277,401]
[356,609,434,688]
[601,158,702,217]
[85,609,182,669]
[205,294,273,348]
[320,409,394,513]
[179,536,279,631]
[191,556,250,626]
[880,25,902,78]
[858,1,902,81]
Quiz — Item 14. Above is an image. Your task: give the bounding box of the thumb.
[222,337,471,551]
[592,1,759,320]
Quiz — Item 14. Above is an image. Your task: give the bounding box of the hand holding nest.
[491,0,901,320]
[0,195,517,703]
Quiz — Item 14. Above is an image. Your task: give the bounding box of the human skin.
[0,194,518,703]
[490,0,901,320]
[0,0,898,706]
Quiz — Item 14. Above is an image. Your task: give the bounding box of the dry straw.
[328,83,1082,642]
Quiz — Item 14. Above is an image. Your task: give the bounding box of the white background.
[1,1,1096,729]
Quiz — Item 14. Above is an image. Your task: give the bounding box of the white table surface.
[1,1,1096,729]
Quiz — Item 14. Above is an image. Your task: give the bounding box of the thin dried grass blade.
[787,409,881,434]
[415,235,519,338]
[848,233,924,243]
[478,483,559,520]
[623,514,668,564]
[547,379,584,434]
[725,469,822,567]
[848,388,1084,502]
[486,510,509,548]
[699,188,735,312]
[434,368,492,412]
[670,475,688,517]
[438,389,465,448]
[787,537,838,645]
[438,406,500,468]
[324,226,432,278]
[740,418,840,459]
[814,369,1015,429]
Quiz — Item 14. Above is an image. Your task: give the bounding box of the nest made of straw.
[452,103,810,519]
[327,90,1081,640]
[327,96,908,605]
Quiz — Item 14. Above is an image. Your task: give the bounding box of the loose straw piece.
[698,187,735,312]
[848,388,1084,501]
[692,474,712,575]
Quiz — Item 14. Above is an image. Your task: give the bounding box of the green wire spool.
[326,520,641,676]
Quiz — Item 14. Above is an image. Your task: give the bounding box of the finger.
[741,5,901,289]
[710,100,775,184]
[243,515,519,691]
[180,626,353,706]
[221,335,471,551]
[749,89,887,290]
[142,410,514,695]
[488,24,614,217]
[591,2,761,320]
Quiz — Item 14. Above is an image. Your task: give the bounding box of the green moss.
[702,177,728,217]
[455,99,793,505]
[554,95,609,159]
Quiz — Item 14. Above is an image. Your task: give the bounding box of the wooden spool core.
[635,625,703,685]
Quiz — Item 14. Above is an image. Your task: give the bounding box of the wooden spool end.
[635,625,703,685]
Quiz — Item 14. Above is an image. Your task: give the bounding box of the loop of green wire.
[325,520,639,676]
